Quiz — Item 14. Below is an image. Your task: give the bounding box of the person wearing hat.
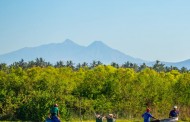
[142,108,157,122]
[169,106,179,120]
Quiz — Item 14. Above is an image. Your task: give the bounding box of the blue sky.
[0,0,190,62]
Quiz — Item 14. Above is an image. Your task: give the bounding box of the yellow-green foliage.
[0,65,190,121]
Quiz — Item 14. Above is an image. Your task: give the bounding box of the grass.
[64,120,138,122]
[61,119,189,122]
[1,118,189,122]
[59,119,143,122]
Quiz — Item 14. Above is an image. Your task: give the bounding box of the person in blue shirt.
[142,108,157,122]
[169,106,179,119]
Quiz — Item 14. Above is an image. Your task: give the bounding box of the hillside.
[0,39,189,69]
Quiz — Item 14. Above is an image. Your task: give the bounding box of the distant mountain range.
[0,39,189,69]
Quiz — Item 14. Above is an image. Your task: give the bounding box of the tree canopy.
[0,59,190,121]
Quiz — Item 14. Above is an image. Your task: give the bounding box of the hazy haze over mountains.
[0,39,189,69]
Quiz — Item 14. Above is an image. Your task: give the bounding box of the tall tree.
[66,60,74,69]
[111,62,119,68]
[138,63,147,71]
[55,61,65,68]
[153,60,165,72]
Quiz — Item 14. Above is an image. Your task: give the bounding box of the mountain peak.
[88,41,108,48]
[61,39,83,48]
[1,39,189,69]
[63,39,76,45]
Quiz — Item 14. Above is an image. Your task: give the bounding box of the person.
[95,113,104,122]
[112,114,117,122]
[49,104,60,122]
[169,106,179,120]
[142,108,157,122]
[106,114,116,122]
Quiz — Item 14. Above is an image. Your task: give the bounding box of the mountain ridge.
[0,39,189,69]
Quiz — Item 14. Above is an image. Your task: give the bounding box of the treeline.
[1,58,189,72]
[0,58,190,121]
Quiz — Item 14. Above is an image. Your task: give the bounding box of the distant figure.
[95,113,103,122]
[169,106,179,120]
[49,104,60,122]
[106,114,116,122]
[142,108,157,122]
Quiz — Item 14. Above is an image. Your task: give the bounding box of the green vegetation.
[0,58,190,121]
